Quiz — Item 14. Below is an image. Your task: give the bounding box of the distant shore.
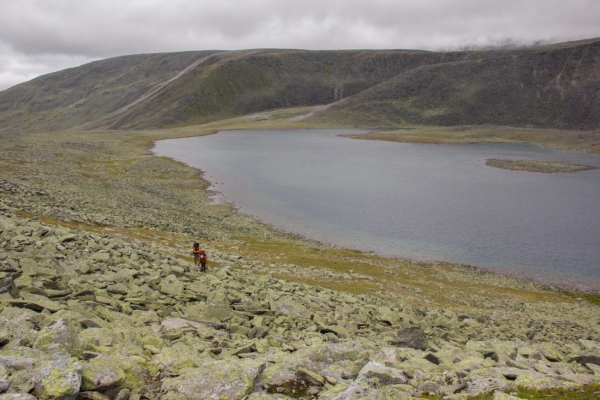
[343,125,600,154]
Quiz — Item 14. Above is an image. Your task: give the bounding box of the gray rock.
[34,353,82,400]
[270,296,312,318]
[158,275,184,296]
[295,367,325,386]
[0,274,19,298]
[81,354,126,391]
[161,359,266,399]
[33,318,79,353]
[0,394,38,400]
[390,327,427,350]
[360,361,408,385]
[58,234,78,243]
[569,355,600,366]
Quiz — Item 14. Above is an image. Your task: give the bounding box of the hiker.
[192,242,208,272]
[199,249,207,272]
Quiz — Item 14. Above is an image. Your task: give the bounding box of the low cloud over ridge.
[1,0,599,91]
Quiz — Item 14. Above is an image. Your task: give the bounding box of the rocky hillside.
[1,38,599,132]
[2,208,600,399]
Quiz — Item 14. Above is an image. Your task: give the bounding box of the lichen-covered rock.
[492,391,525,400]
[81,354,126,391]
[538,343,563,362]
[10,293,65,313]
[161,359,266,399]
[33,319,80,354]
[514,372,580,391]
[390,326,427,350]
[269,296,312,319]
[0,364,8,392]
[0,394,39,400]
[466,373,516,397]
[158,275,184,296]
[359,361,408,385]
[328,363,410,400]
[198,303,234,322]
[0,346,82,400]
[34,354,82,400]
[153,343,202,375]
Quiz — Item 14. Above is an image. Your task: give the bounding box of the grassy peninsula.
[343,125,600,154]
[485,159,595,173]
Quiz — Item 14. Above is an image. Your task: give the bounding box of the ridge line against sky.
[1,0,599,92]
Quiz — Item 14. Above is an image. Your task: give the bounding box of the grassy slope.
[311,39,600,130]
[87,49,480,129]
[0,51,218,132]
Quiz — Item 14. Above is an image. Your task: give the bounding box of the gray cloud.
[1,0,599,91]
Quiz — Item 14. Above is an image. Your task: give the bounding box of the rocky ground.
[1,128,600,399]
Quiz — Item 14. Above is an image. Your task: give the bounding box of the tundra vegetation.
[0,38,599,399]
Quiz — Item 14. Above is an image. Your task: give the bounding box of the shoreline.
[343,125,600,155]
[153,130,600,295]
[204,186,600,294]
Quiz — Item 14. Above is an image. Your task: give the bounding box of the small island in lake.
[485,158,595,173]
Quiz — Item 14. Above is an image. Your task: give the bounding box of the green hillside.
[313,39,600,129]
[0,38,598,132]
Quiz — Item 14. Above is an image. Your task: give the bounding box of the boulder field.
[1,207,600,399]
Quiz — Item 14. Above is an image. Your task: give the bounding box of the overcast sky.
[1,0,599,91]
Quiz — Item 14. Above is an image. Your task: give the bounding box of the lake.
[153,129,600,291]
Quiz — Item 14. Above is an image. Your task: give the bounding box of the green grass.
[344,125,600,154]
[561,290,600,307]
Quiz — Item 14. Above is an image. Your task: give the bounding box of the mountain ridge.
[0,38,599,132]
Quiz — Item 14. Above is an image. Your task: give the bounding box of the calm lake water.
[154,129,600,291]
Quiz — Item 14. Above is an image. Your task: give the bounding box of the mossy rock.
[161,358,266,399]
[81,354,126,391]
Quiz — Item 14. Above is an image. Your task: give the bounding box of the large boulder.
[0,274,19,298]
[359,361,408,385]
[34,354,82,400]
[153,343,202,375]
[161,359,266,399]
[81,354,126,392]
[270,296,312,319]
[158,275,185,297]
[33,319,80,354]
[327,361,414,400]
[390,327,427,350]
[0,347,82,400]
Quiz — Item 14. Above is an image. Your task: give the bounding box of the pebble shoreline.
[1,130,599,399]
